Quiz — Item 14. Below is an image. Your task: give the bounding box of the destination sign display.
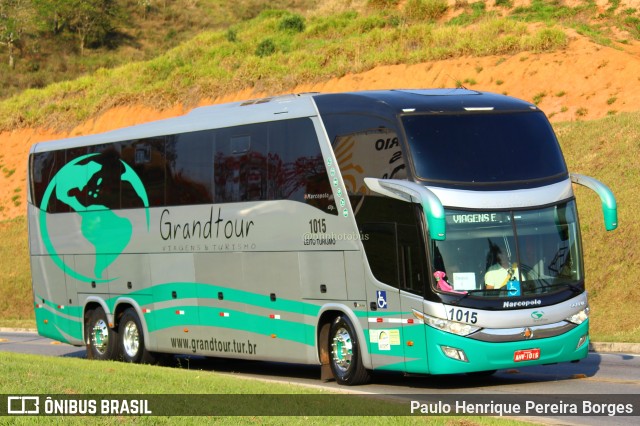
[446,213,509,225]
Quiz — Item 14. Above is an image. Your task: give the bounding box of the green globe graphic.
[39,153,149,283]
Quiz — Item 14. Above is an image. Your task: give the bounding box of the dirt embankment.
[1,34,640,220]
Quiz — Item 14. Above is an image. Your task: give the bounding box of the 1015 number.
[448,308,478,324]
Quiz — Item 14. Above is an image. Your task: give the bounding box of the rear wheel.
[119,308,158,364]
[86,307,119,360]
[329,315,370,385]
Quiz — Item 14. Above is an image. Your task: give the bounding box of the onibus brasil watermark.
[6,396,151,415]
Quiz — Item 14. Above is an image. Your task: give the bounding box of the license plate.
[514,348,540,362]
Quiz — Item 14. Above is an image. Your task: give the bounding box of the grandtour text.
[160,207,254,241]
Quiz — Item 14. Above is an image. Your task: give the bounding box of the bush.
[226,28,238,43]
[403,0,448,21]
[255,39,276,57]
[279,14,306,33]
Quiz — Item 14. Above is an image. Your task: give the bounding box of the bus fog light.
[565,307,590,325]
[441,345,468,362]
[576,333,588,349]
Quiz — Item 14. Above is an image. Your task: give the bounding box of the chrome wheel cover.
[91,319,109,355]
[122,320,140,358]
[331,326,353,372]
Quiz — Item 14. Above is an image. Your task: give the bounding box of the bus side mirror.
[364,178,446,241]
[570,173,618,231]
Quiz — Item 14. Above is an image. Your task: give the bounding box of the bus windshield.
[431,201,583,298]
[402,112,568,188]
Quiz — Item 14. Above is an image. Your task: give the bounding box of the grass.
[0,11,568,132]
[555,111,640,342]
[0,216,33,325]
[0,352,531,425]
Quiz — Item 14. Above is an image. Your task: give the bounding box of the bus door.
[396,222,430,375]
[360,215,429,373]
[360,221,406,372]
[360,178,446,374]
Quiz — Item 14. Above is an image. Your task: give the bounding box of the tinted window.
[80,146,123,210]
[402,112,567,187]
[214,123,268,202]
[31,150,68,213]
[121,137,166,208]
[269,119,335,213]
[355,195,426,294]
[322,113,406,195]
[333,128,406,195]
[166,130,214,205]
[32,118,334,214]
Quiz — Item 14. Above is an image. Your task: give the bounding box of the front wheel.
[329,315,370,385]
[86,307,119,360]
[119,308,158,364]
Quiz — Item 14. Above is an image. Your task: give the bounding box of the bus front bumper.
[425,320,589,375]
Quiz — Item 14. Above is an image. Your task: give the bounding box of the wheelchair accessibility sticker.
[507,280,521,297]
[376,291,387,309]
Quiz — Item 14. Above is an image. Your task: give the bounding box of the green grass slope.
[0,8,567,131]
[557,111,640,342]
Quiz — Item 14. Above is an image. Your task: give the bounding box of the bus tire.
[119,308,157,364]
[329,315,370,386]
[86,307,119,361]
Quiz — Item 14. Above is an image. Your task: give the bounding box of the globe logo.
[39,153,150,283]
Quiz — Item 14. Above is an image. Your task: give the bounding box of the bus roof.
[30,89,538,153]
[30,93,318,153]
[312,89,539,116]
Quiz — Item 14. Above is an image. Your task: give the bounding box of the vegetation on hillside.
[556,111,640,342]
[1,6,570,131]
[0,0,317,100]
[1,0,640,131]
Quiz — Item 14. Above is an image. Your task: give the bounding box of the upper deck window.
[402,111,568,188]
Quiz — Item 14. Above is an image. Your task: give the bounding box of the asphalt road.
[1,331,639,424]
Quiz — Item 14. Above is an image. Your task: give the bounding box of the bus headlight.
[565,307,590,325]
[421,313,481,337]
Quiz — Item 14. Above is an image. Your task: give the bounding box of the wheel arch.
[316,304,372,370]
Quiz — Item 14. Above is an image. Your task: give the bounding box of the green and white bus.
[28,89,617,385]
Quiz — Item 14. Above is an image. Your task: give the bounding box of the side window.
[356,195,425,294]
[80,144,124,210]
[121,137,166,208]
[32,118,336,212]
[268,118,336,214]
[166,130,214,205]
[325,114,406,195]
[214,123,268,202]
[31,150,68,213]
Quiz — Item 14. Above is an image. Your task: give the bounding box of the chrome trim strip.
[429,179,573,209]
[468,321,576,342]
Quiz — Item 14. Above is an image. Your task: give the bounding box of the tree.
[67,0,121,55]
[0,0,33,68]
[33,0,121,55]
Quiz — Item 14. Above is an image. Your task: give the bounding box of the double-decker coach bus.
[28,89,617,385]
